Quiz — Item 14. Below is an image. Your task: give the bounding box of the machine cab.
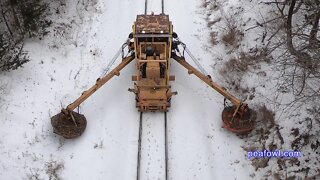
[130,14,176,112]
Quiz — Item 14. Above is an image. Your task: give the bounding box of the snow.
[139,112,166,180]
[5,0,316,179]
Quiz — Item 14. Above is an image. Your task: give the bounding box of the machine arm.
[172,53,245,111]
[170,35,254,134]
[51,36,135,139]
[64,55,135,112]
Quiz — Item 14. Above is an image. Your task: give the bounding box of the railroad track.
[144,0,164,15]
[136,1,168,179]
[136,112,168,180]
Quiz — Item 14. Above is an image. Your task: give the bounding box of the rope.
[185,47,209,76]
[176,38,209,76]
[99,39,129,78]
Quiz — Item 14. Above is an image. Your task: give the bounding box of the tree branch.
[286,0,298,56]
[0,4,13,37]
[309,10,320,48]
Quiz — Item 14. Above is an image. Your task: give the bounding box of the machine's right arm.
[171,53,244,110]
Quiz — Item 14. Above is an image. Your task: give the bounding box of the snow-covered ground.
[3,0,318,179]
[0,0,256,179]
[200,0,320,179]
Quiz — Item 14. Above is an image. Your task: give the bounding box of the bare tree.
[262,0,320,103]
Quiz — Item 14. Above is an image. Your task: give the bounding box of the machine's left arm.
[51,37,136,139]
[65,55,135,112]
[51,55,135,139]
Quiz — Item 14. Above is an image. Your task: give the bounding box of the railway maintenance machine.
[51,14,255,139]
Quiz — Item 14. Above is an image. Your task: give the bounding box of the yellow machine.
[51,14,254,139]
[128,14,177,112]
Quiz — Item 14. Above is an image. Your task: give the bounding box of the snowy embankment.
[202,0,320,179]
[0,0,262,179]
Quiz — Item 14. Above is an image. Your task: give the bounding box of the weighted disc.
[51,111,87,139]
[222,106,254,133]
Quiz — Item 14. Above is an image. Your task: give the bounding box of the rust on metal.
[222,106,254,134]
[51,111,87,139]
[135,14,170,34]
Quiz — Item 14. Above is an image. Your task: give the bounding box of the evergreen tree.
[0,0,51,71]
